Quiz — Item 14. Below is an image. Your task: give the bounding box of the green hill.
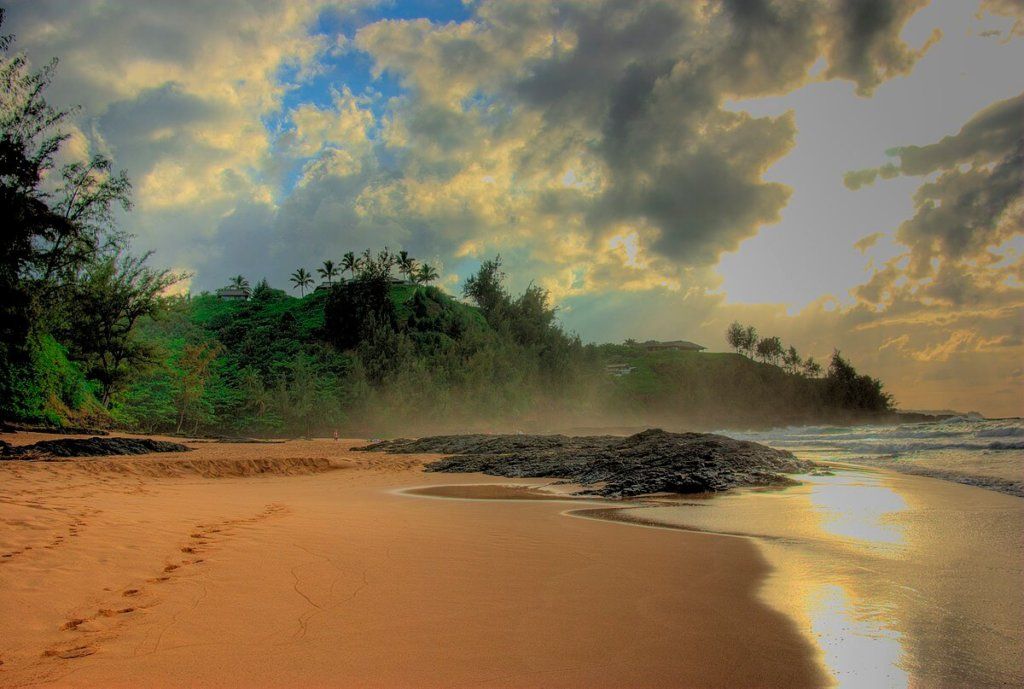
[6,267,893,436]
[596,345,893,429]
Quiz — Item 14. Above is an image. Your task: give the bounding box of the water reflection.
[805,473,906,547]
[607,466,1024,688]
[806,584,908,689]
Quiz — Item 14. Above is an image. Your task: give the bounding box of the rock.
[357,428,811,497]
[0,436,191,459]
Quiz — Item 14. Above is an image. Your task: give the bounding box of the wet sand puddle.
[405,471,1024,689]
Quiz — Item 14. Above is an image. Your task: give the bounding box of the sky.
[5,0,1023,417]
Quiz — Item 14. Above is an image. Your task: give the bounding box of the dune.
[0,432,826,689]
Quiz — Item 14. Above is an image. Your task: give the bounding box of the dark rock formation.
[0,436,191,459]
[357,428,811,497]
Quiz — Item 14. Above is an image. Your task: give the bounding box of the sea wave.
[726,417,1024,456]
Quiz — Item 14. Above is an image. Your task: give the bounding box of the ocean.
[598,416,1024,688]
[724,416,1024,496]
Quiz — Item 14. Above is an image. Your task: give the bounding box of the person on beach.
[333,430,339,441]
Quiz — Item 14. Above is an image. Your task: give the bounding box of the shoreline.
[0,432,827,689]
[399,468,1024,688]
[3,430,1020,688]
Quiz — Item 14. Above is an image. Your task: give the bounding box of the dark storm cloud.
[354,0,936,275]
[95,84,234,180]
[850,92,1022,323]
[848,93,1023,279]
[825,0,932,95]
[887,93,1023,174]
[898,139,1022,277]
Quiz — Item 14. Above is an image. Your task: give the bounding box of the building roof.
[216,287,250,297]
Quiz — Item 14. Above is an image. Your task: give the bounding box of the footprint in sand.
[122,588,141,597]
[180,546,196,554]
[44,645,96,659]
[163,563,179,573]
[97,607,134,617]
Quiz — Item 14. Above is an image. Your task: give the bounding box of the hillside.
[5,265,893,436]
[596,346,893,430]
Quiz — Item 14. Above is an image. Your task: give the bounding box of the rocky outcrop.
[357,428,811,497]
[0,436,191,459]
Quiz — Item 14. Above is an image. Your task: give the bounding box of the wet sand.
[597,466,1024,688]
[0,432,825,689]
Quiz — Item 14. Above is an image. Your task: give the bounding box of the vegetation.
[0,19,895,436]
[0,13,182,424]
[720,320,891,414]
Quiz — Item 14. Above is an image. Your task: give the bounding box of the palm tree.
[317,259,338,285]
[397,250,417,282]
[341,251,358,278]
[229,275,250,291]
[415,263,439,285]
[290,268,313,296]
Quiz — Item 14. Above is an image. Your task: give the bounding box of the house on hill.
[605,363,635,377]
[639,340,705,352]
[216,287,250,301]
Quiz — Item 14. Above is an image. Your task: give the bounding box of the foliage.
[824,351,893,412]
[290,268,313,296]
[0,333,100,426]
[324,273,397,351]
[0,14,171,423]
[55,250,185,405]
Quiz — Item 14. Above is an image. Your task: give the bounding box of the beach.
[1,431,1021,688]
[0,432,823,689]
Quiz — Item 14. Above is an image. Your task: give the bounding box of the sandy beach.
[0,432,825,689]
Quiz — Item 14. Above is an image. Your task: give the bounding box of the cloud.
[11,0,1021,415]
[978,0,1024,38]
[853,232,884,252]
[824,0,940,96]
[884,92,1023,174]
[347,0,936,293]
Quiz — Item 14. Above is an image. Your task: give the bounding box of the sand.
[0,432,826,689]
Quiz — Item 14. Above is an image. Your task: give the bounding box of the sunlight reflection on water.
[780,472,910,688]
[806,473,906,547]
[612,466,1023,689]
[806,583,908,689]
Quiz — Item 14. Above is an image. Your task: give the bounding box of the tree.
[317,259,338,285]
[824,351,893,411]
[174,341,221,433]
[1,15,131,325]
[803,356,822,378]
[742,326,758,357]
[324,270,397,351]
[462,256,507,317]
[726,321,746,354]
[782,345,802,374]
[59,251,186,406]
[755,336,783,365]
[414,263,439,285]
[1,14,135,416]
[229,275,249,291]
[397,250,417,282]
[341,251,358,278]
[377,248,396,276]
[290,268,313,296]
